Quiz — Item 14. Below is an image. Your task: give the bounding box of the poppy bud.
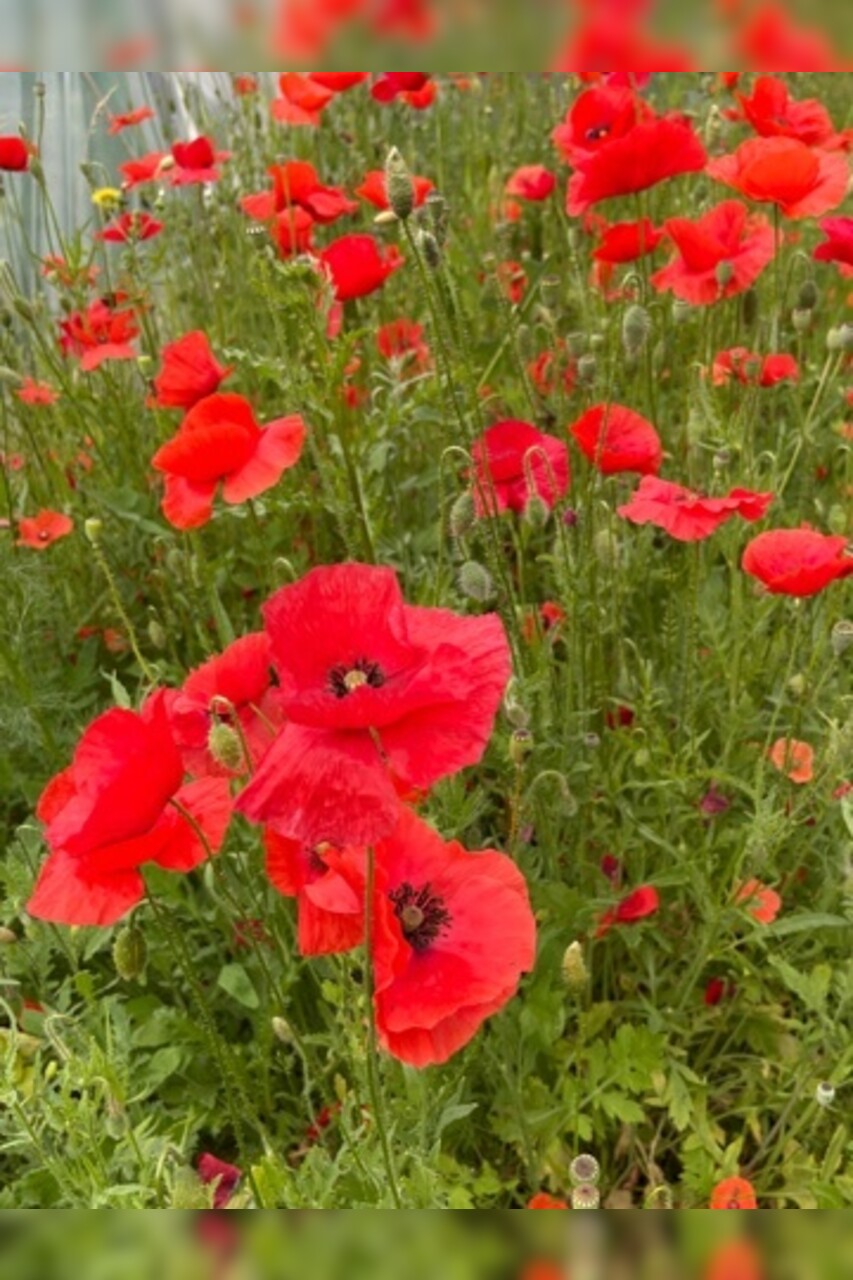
[815,1082,836,1108]
[797,280,819,311]
[566,331,588,358]
[448,491,476,538]
[385,147,414,221]
[0,926,17,945]
[593,527,620,568]
[791,308,812,334]
[715,260,733,289]
[589,333,606,351]
[570,1153,600,1186]
[458,560,495,603]
[503,681,530,729]
[787,673,806,698]
[672,299,693,324]
[425,190,449,246]
[272,1016,294,1045]
[12,296,36,322]
[622,304,652,357]
[147,618,167,650]
[577,354,597,385]
[827,504,847,535]
[741,288,759,329]
[208,721,244,772]
[84,518,102,545]
[418,229,441,268]
[561,941,589,992]
[509,728,534,764]
[112,924,147,981]
[523,494,550,530]
[539,275,561,308]
[831,620,853,657]
[713,448,732,471]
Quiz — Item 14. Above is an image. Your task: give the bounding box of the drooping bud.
[418,228,441,268]
[503,679,530,729]
[831,620,853,657]
[207,721,244,772]
[448,490,476,538]
[0,926,17,945]
[561,941,589,992]
[523,494,550,530]
[622,304,652,357]
[458,560,495,603]
[384,147,414,221]
[147,618,167,651]
[112,924,147,982]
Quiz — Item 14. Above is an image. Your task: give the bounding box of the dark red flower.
[366,808,536,1067]
[27,693,232,927]
[570,404,662,476]
[169,136,230,186]
[240,160,357,225]
[593,217,663,263]
[197,1154,242,1209]
[732,76,845,150]
[271,73,335,126]
[235,563,511,847]
[704,977,735,1006]
[354,169,433,211]
[742,527,853,597]
[372,73,431,103]
[471,421,571,517]
[153,331,233,411]
[58,297,140,371]
[16,510,73,550]
[0,135,32,171]
[15,378,59,406]
[96,211,163,243]
[712,348,799,387]
[265,830,363,956]
[813,217,853,276]
[505,165,556,202]
[152,393,306,530]
[651,200,777,305]
[376,319,430,372]
[119,150,169,189]
[708,137,849,219]
[566,113,707,216]
[108,106,155,135]
[596,884,659,938]
[168,633,284,778]
[318,234,404,302]
[618,476,774,542]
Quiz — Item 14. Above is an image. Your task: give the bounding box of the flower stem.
[363,845,403,1208]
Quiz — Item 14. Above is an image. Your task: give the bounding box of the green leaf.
[217,963,260,1010]
[764,913,849,939]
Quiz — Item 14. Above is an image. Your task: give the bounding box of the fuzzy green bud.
[791,308,812,334]
[622,304,652,357]
[425,190,449,246]
[170,1168,209,1210]
[272,1016,294,1045]
[207,721,244,772]
[566,331,588,358]
[418,229,441,269]
[671,299,693,325]
[561,941,589,992]
[448,490,476,538]
[147,618,167,651]
[523,494,550,530]
[831,620,853,657]
[112,924,147,982]
[385,147,414,221]
[84,518,103,546]
[458,560,495,603]
[787,673,807,699]
[577,353,597,385]
[797,279,819,311]
[0,926,17,945]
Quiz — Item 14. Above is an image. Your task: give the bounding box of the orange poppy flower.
[709,1175,758,1209]
[768,737,815,783]
[16,510,74,550]
[708,137,849,219]
[736,879,782,925]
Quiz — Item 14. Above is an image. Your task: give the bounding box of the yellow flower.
[91,187,123,210]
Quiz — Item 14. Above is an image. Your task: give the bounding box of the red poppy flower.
[168,633,284,779]
[552,21,695,77]
[152,331,233,411]
[272,207,316,258]
[712,348,799,387]
[58,297,140,371]
[362,808,536,1068]
[704,977,735,1007]
[471,421,571,517]
[651,201,777,306]
[318,234,404,302]
[119,150,169,189]
[235,563,511,848]
[169,136,230,186]
[41,254,99,289]
[737,878,782,925]
[16,510,74,550]
[527,1193,569,1210]
[27,693,232,927]
[233,74,259,96]
[593,218,663,263]
[813,217,853,276]
[732,76,845,150]
[734,3,848,72]
[496,260,527,305]
[768,737,814,784]
[308,73,369,93]
[0,135,32,171]
[97,211,164,243]
[354,169,434,211]
[265,830,364,956]
[371,73,431,103]
[376,319,430,372]
[505,165,556,202]
[271,73,335,126]
[528,343,577,398]
[570,403,662,476]
[197,1154,242,1209]
[241,160,357,225]
[108,106,155,135]
[566,113,707,216]
[552,85,646,165]
[400,80,438,110]
[618,476,773,541]
[708,137,849,219]
[152,393,306,530]
[596,884,659,938]
[15,378,59,406]
[705,1239,763,1280]
[709,1175,758,1210]
[742,527,853,596]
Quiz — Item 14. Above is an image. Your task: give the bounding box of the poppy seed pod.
[385,147,414,222]
[622,304,652,357]
[570,1153,601,1186]
[571,1184,601,1209]
[577,353,597,385]
[458,559,495,603]
[672,299,693,324]
[815,1082,836,1108]
[112,924,147,981]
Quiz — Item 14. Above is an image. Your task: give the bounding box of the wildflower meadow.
[0,70,851,1211]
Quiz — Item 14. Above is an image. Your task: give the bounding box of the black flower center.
[389,882,452,953]
[585,124,611,143]
[328,657,385,699]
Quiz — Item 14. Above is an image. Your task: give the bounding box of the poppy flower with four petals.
[742,528,853,596]
[318,234,404,302]
[505,165,556,202]
[651,201,777,305]
[618,477,774,541]
[153,331,233,411]
[566,111,707,216]
[58,297,140,371]
[16,510,74,550]
[709,1176,758,1210]
[708,137,849,219]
